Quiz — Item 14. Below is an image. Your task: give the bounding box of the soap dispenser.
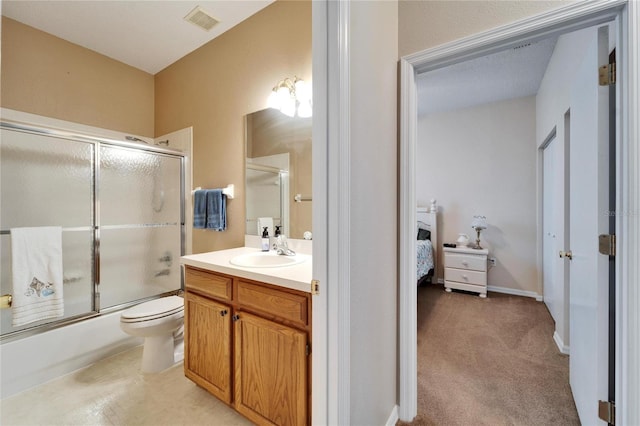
[261,227,270,251]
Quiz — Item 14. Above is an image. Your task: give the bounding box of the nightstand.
[443,246,489,297]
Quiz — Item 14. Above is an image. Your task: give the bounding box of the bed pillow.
[417,228,431,240]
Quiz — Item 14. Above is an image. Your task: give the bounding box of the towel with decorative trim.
[10,227,64,327]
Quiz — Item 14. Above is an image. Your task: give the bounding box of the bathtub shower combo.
[0,120,185,380]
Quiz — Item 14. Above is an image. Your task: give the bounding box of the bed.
[417,201,438,286]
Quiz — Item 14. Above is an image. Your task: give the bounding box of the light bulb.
[276,86,288,104]
[297,100,312,118]
[295,79,310,102]
[281,97,296,117]
[267,90,279,109]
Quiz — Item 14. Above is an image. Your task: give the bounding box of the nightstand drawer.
[444,253,487,272]
[444,267,487,286]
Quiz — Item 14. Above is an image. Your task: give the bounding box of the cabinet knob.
[462,275,468,280]
[220,310,228,317]
[462,261,469,266]
[232,314,240,322]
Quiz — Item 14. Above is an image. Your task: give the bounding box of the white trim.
[323,1,351,424]
[618,2,640,424]
[311,1,329,424]
[487,285,543,302]
[0,108,149,142]
[553,331,571,355]
[399,1,637,423]
[398,57,418,421]
[385,405,399,426]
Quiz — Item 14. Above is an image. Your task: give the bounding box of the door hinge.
[311,279,320,295]
[598,400,616,425]
[306,343,311,356]
[599,234,616,256]
[599,62,616,86]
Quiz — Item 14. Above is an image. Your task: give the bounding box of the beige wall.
[417,96,539,295]
[155,1,312,254]
[398,0,575,57]
[1,17,154,136]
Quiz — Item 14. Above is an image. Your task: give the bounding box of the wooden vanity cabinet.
[184,291,232,403]
[234,311,308,426]
[183,266,311,426]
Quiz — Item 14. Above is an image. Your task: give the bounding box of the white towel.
[257,217,274,237]
[10,227,64,327]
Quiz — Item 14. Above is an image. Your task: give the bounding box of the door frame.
[399,0,640,423]
[312,1,351,424]
[538,125,571,355]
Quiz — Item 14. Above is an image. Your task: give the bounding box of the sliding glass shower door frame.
[0,121,185,340]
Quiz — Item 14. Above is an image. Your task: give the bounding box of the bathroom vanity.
[181,248,312,426]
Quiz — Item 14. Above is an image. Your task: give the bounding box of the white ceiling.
[417,37,557,116]
[2,0,274,75]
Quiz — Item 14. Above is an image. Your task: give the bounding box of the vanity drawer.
[185,267,232,301]
[444,267,487,286]
[236,280,309,328]
[444,253,487,272]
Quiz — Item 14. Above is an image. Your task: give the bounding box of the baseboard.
[553,331,570,355]
[487,285,543,301]
[385,405,399,426]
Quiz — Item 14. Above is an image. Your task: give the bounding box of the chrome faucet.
[273,226,296,256]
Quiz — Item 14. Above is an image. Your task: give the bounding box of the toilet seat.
[121,295,184,323]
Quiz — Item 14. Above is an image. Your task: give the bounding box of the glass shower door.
[0,128,95,335]
[98,146,182,309]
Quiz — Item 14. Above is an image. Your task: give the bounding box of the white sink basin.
[229,252,307,268]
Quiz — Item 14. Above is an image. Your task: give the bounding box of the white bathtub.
[0,312,141,399]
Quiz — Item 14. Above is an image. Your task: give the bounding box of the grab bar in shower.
[1,294,12,309]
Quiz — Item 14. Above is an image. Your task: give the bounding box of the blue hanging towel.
[205,189,227,231]
[193,190,207,229]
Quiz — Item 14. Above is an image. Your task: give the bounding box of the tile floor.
[0,346,252,425]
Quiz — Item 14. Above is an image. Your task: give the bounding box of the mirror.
[245,108,312,239]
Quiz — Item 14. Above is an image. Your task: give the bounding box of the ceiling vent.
[184,6,219,31]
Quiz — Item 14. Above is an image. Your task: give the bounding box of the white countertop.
[181,247,313,293]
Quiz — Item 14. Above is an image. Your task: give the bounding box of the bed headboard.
[417,199,438,281]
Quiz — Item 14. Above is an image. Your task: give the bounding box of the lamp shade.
[471,215,487,230]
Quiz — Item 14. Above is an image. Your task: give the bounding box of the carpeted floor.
[399,284,580,426]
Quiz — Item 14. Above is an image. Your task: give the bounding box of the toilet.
[120,295,185,373]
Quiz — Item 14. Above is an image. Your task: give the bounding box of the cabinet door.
[234,311,307,426]
[184,292,232,403]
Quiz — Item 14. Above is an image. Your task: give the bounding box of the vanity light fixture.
[267,77,312,118]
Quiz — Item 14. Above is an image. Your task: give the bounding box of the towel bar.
[294,194,312,203]
[191,184,234,199]
[1,294,12,309]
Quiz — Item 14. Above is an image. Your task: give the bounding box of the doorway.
[398,1,637,423]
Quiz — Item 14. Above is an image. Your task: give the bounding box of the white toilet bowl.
[120,295,184,373]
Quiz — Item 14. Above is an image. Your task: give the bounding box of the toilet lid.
[121,295,184,320]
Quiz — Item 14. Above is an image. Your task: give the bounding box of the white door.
[543,136,559,323]
[568,25,610,424]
